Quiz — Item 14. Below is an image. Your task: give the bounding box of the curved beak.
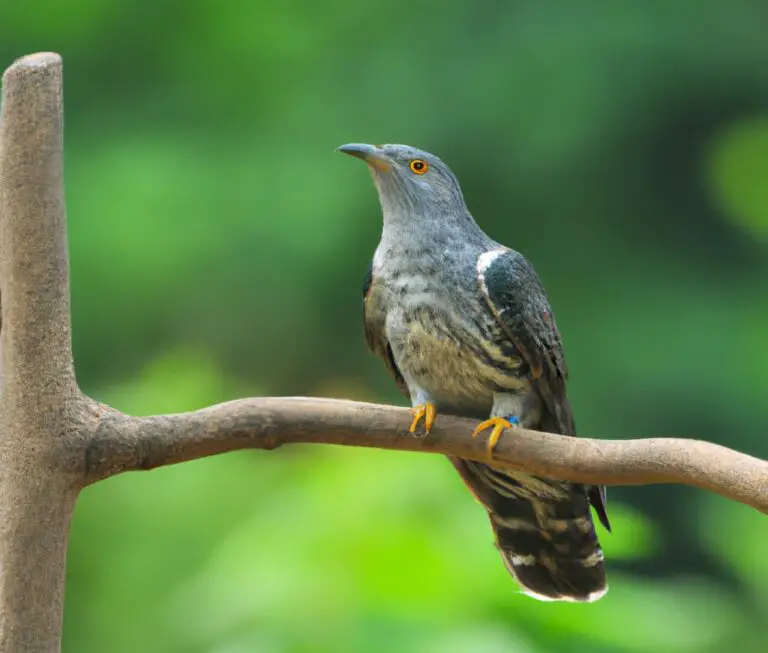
[336,143,391,172]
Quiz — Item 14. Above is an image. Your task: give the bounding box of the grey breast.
[381,255,527,416]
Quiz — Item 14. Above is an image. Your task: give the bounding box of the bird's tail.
[452,458,608,602]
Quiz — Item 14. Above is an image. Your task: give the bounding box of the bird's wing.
[362,263,409,398]
[477,248,571,431]
[477,248,610,531]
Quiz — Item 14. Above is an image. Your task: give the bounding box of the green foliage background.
[2,1,767,651]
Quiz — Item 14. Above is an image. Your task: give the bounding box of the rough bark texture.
[0,52,765,652]
[83,398,768,513]
[0,52,82,653]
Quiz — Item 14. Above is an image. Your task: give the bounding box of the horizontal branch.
[84,397,768,514]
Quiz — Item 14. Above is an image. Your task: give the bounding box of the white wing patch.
[477,248,508,303]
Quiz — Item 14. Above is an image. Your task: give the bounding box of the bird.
[338,142,611,602]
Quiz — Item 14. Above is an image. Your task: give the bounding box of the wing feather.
[477,248,610,531]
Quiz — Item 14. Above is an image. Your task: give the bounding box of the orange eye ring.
[409,159,428,175]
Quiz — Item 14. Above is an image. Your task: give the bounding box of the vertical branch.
[0,53,80,653]
[0,53,75,402]
[0,475,77,653]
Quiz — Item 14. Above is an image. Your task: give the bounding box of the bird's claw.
[472,416,520,454]
[409,402,437,434]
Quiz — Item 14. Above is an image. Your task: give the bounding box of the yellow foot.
[472,417,517,453]
[409,402,437,434]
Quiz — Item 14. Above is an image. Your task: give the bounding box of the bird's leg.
[473,393,524,454]
[472,416,520,453]
[408,388,438,434]
[409,403,437,433]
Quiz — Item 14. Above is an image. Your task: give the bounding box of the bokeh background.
[2,1,768,652]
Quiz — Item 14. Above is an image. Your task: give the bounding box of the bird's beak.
[336,143,392,172]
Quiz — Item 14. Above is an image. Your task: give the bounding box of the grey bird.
[338,142,611,602]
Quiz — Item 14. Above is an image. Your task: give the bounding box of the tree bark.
[0,52,81,653]
[83,398,768,513]
[0,52,765,652]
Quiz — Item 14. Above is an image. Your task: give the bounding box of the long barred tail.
[452,458,608,602]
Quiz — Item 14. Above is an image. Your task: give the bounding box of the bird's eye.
[409,159,428,175]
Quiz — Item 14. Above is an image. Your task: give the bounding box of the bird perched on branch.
[338,143,611,602]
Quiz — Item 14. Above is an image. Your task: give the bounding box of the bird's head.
[337,143,467,218]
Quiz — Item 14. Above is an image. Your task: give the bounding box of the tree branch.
[83,397,768,514]
[0,52,75,401]
[0,53,79,653]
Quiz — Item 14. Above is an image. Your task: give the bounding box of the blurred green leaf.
[698,497,768,608]
[707,116,768,241]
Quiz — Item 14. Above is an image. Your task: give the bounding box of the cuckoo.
[338,143,611,602]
